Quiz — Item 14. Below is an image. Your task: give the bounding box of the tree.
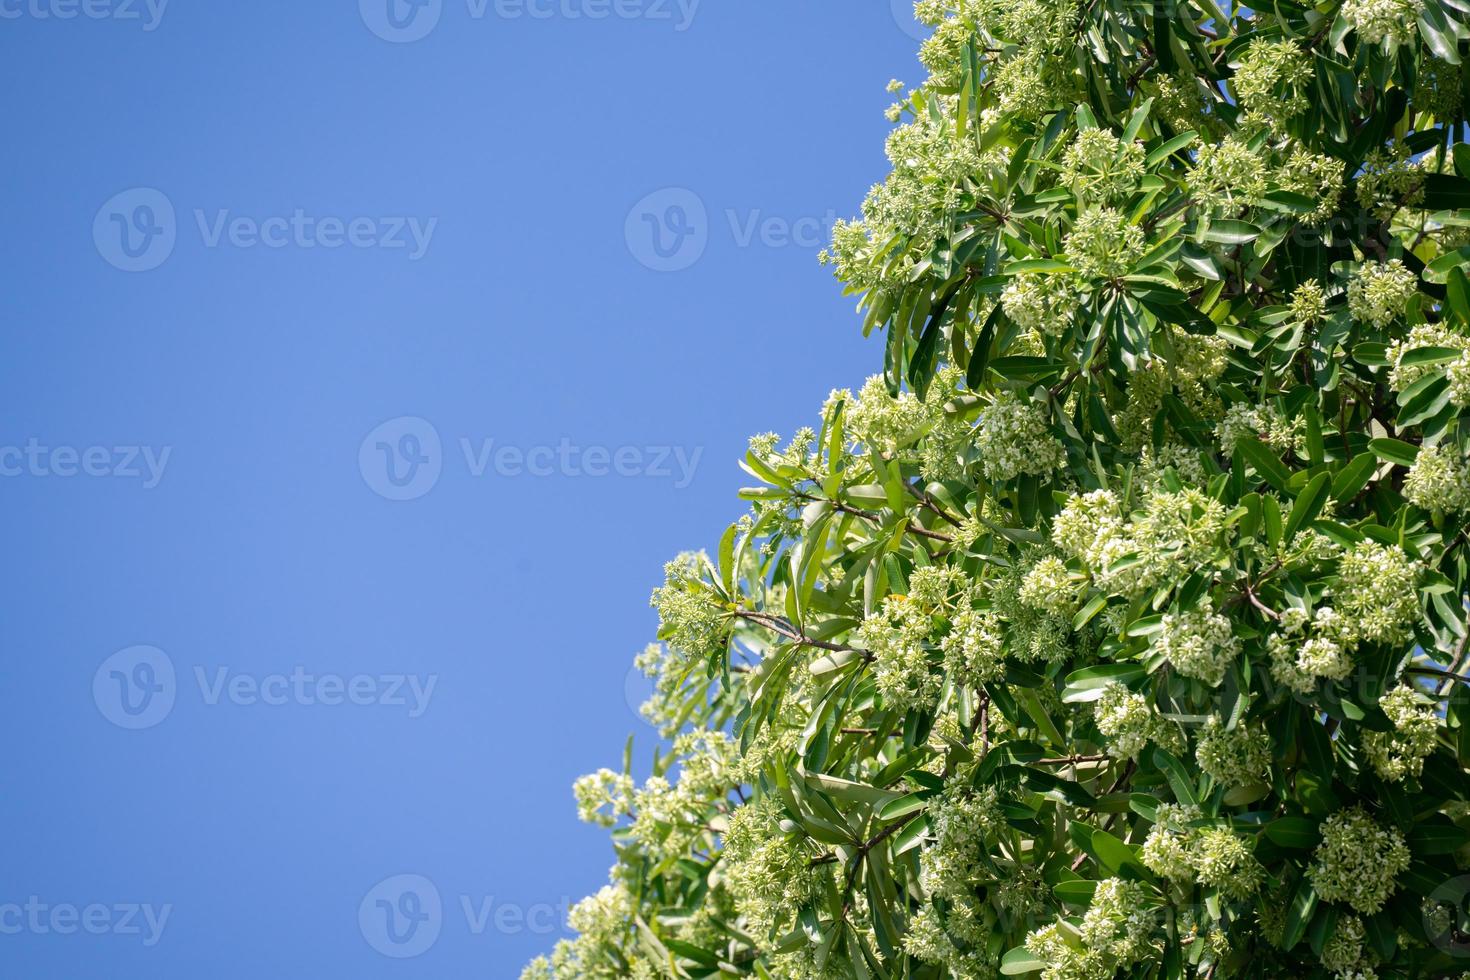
[523,0,1470,976]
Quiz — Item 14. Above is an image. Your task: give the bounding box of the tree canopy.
[524,0,1470,976]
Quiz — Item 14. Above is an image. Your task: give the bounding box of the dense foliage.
[524,0,1470,976]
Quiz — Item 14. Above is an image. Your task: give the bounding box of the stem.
[733,609,868,658]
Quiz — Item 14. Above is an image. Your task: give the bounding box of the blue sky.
[0,1,924,976]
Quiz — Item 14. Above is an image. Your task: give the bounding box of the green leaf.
[1236,438,1292,492]
[1399,346,1468,368]
[1152,748,1198,806]
[1448,267,1470,324]
[1145,131,1197,167]
[802,771,902,807]
[1280,877,1319,951]
[1000,945,1045,975]
[877,792,932,821]
[1285,472,1331,542]
[1423,173,1470,210]
[1053,880,1097,905]
[1072,592,1109,632]
[1369,437,1420,467]
[1407,819,1470,855]
[1091,829,1152,879]
[1200,219,1261,244]
[1424,246,1470,284]
[1006,258,1075,274]
[1264,816,1321,849]
[1330,453,1377,502]
[1062,663,1145,703]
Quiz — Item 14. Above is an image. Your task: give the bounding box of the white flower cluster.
[523,875,642,980]
[1001,273,1081,338]
[573,769,634,828]
[975,391,1065,482]
[1276,146,1346,225]
[1320,914,1372,976]
[1308,806,1411,914]
[1064,207,1145,280]
[840,375,927,454]
[1156,602,1240,687]
[1060,128,1146,202]
[1189,137,1269,215]
[901,905,996,979]
[1141,803,1201,880]
[859,594,943,712]
[1215,401,1304,458]
[1386,322,1470,408]
[941,607,1008,688]
[918,785,1004,898]
[1195,716,1272,787]
[1019,555,1080,617]
[991,555,1076,664]
[1364,685,1440,781]
[1053,487,1227,598]
[1288,279,1329,324]
[1232,39,1312,125]
[860,566,972,711]
[1347,259,1418,328]
[1405,443,1470,512]
[1141,805,1264,900]
[1268,605,1355,694]
[650,553,729,660]
[1193,828,1266,900]
[1334,540,1421,648]
[1026,878,1155,980]
[1356,141,1427,220]
[722,795,828,939]
[1094,682,1180,759]
[1341,0,1417,45]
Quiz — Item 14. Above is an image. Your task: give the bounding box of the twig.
[733,610,870,658]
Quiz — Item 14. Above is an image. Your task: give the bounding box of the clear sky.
[0,2,922,975]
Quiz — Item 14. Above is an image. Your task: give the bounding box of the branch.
[733,610,871,659]
[793,491,954,543]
